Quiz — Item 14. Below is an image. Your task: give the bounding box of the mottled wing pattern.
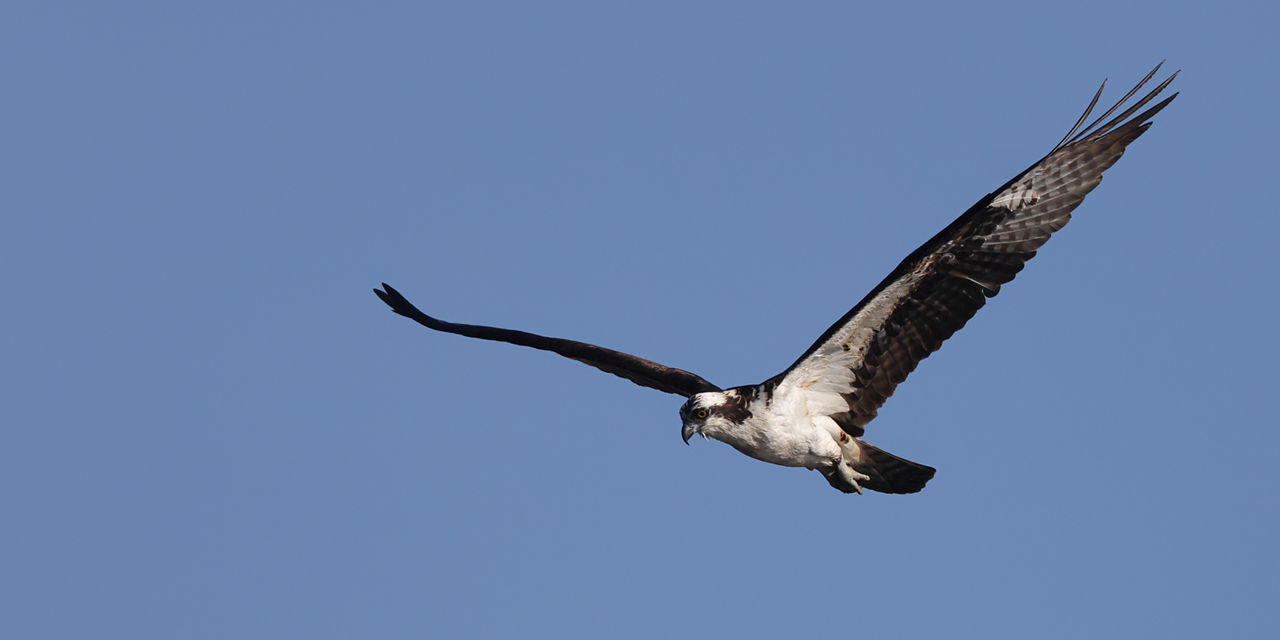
[772,64,1178,436]
[374,284,722,397]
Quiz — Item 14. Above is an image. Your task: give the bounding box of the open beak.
[682,422,696,445]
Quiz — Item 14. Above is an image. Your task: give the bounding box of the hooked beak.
[682,422,697,445]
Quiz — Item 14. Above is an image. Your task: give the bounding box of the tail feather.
[848,439,936,494]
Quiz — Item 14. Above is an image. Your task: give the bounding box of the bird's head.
[679,391,734,444]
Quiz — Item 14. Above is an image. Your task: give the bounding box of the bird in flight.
[375,63,1177,495]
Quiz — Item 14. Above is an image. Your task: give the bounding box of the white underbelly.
[715,415,840,469]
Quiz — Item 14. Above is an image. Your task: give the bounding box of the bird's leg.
[821,460,869,494]
[837,462,867,495]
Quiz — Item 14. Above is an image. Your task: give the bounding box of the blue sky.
[4,2,1277,638]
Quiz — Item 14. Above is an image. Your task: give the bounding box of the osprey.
[376,64,1177,495]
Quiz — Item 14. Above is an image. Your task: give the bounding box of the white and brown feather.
[770,64,1178,437]
[375,63,1178,495]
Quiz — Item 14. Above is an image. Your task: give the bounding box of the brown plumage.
[769,63,1178,438]
[375,63,1177,495]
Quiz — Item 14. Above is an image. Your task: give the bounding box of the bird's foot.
[823,462,870,494]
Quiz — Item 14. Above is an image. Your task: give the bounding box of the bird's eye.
[695,409,709,420]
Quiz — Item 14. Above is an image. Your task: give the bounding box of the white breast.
[704,393,842,469]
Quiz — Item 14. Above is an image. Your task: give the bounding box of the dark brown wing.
[374,283,721,397]
[772,63,1178,436]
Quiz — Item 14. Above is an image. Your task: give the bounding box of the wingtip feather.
[373,282,418,318]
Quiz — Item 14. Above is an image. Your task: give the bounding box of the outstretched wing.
[771,63,1178,436]
[374,283,721,397]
